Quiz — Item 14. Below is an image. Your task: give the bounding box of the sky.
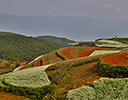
[0,0,127,20]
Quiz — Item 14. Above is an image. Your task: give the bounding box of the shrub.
[98,59,128,78]
[55,51,67,61]
[66,78,128,100]
[15,62,20,68]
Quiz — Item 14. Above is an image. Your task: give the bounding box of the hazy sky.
[0,0,127,19]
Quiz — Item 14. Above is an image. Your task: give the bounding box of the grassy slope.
[0,59,15,74]
[46,54,107,99]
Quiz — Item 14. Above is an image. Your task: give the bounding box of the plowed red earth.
[20,64,29,70]
[103,53,128,66]
[61,47,82,59]
[0,92,28,100]
[43,57,48,65]
[34,58,42,67]
[20,62,27,66]
[79,47,106,57]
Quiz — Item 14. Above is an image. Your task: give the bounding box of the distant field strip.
[4,64,51,88]
[89,50,120,56]
[96,39,128,48]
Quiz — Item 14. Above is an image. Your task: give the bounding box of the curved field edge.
[15,55,44,71]
[70,47,87,58]
[0,72,12,88]
[66,78,128,100]
[98,54,128,78]
[96,39,128,48]
[89,50,120,56]
[4,65,51,88]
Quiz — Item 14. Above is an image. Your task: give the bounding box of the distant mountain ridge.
[0,13,128,41]
[37,35,76,47]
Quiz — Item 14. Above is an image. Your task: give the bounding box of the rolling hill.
[37,35,76,47]
[0,32,75,62]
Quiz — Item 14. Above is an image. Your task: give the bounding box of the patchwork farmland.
[1,36,128,99]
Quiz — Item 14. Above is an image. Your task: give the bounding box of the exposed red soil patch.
[20,62,34,70]
[20,62,27,66]
[103,53,128,66]
[43,57,48,65]
[70,62,102,88]
[60,47,82,59]
[34,58,42,67]
[20,65,27,70]
[79,47,106,57]
[0,92,28,100]
[55,62,102,99]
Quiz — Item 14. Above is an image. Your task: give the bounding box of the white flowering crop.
[89,50,120,56]
[4,65,51,88]
[66,78,128,100]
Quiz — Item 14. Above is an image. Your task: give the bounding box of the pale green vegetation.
[4,65,51,88]
[66,78,128,100]
[96,39,128,48]
[66,86,95,100]
[89,50,120,56]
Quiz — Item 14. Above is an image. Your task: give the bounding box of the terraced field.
[0,46,126,100]
[103,53,128,66]
[96,39,128,48]
[19,46,120,70]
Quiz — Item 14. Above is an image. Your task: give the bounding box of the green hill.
[37,35,76,47]
[0,32,71,62]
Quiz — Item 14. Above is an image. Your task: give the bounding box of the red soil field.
[20,64,28,70]
[34,58,42,67]
[60,47,82,59]
[79,47,105,57]
[43,57,48,65]
[103,53,128,66]
[0,92,28,100]
[20,62,27,66]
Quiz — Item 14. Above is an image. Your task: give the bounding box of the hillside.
[1,45,128,99]
[0,32,70,62]
[0,59,15,74]
[37,35,76,47]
